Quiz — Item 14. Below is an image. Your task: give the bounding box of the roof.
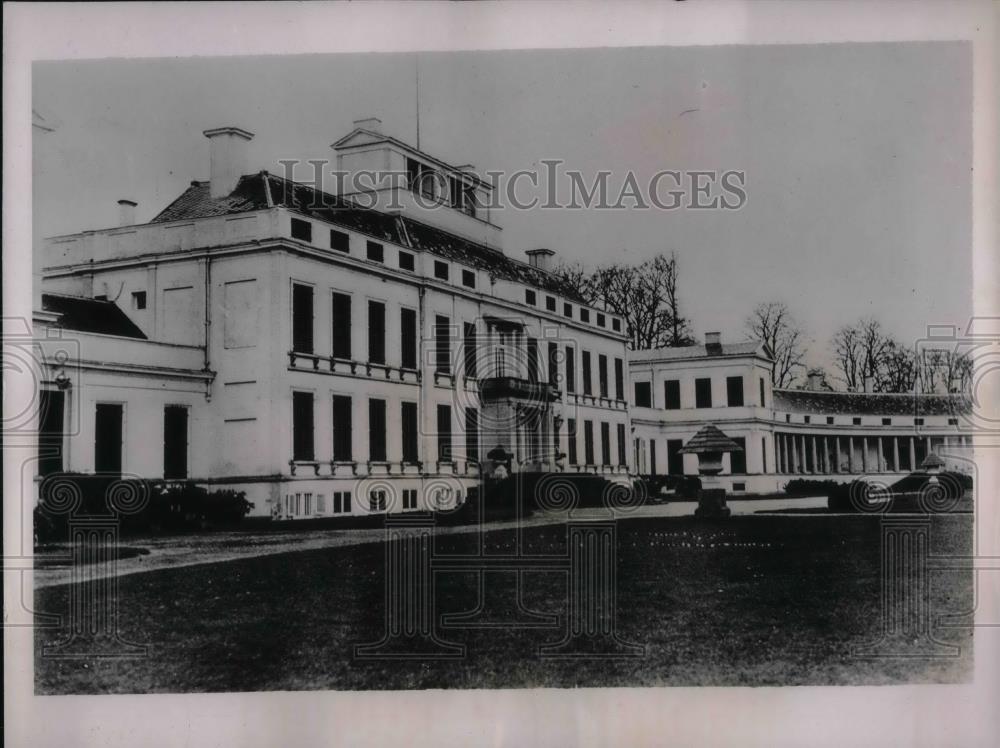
[679,424,744,454]
[150,172,585,302]
[630,341,769,363]
[773,389,971,417]
[41,293,147,339]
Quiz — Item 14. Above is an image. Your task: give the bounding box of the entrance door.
[38,389,65,476]
[94,403,123,475]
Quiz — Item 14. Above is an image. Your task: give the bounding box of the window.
[38,390,65,477]
[332,395,352,461]
[408,158,435,199]
[163,405,188,479]
[366,241,384,262]
[462,322,478,378]
[726,376,744,407]
[915,418,925,426]
[131,291,146,310]
[434,261,449,281]
[403,489,418,510]
[733,482,746,493]
[548,342,559,386]
[583,420,595,464]
[567,418,578,464]
[612,318,621,332]
[462,269,476,289]
[695,378,712,408]
[292,392,314,461]
[465,407,479,464]
[730,437,746,474]
[582,351,593,395]
[400,308,417,369]
[882,417,892,426]
[634,382,652,407]
[664,380,681,410]
[827,416,835,425]
[598,354,609,398]
[435,315,451,373]
[948,418,959,425]
[331,292,352,359]
[565,346,576,392]
[398,250,415,271]
[545,296,556,312]
[804,415,811,424]
[617,423,627,465]
[759,377,766,407]
[401,402,419,463]
[525,289,537,306]
[563,303,572,318]
[650,439,657,474]
[94,403,123,474]
[291,218,312,242]
[580,309,590,324]
[786,414,792,423]
[614,358,624,400]
[437,404,452,461]
[367,300,386,365]
[369,490,387,512]
[527,338,539,382]
[853,417,862,426]
[330,229,350,253]
[597,313,606,328]
[600,422,612,465]
[291,283,314,354]
[761,437,768,473]
[333,491,352,514]
[368,398,387,461]
[667,438,684,475]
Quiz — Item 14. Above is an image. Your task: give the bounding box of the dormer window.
[450,177,477,218]
[407,158,435,200]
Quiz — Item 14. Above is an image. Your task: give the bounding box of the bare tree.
[831,318,919,393]
[744,302,806,388]
[554,252,695,350]
[881,341,917,393]
[918,349,973,394]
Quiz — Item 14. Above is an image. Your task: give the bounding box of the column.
[835,437,842,474]
[892,437,900,473]
[862,437,869,473]
[909,437,916,472]
[811,436,819,475]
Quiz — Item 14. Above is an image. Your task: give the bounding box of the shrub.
[638,474,701,500]
[784,479,842,497]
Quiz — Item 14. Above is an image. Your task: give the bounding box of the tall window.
[730,437,747,474]
[464,322,477,378]
[331,292,352,359]
[292,392,314,461]
[582,351,593,395]
[465,407,479,464]
[400,308,417,369]
[437,404,452,461]
[650,439,657,474]
[367,300,386,365]
[761,436,768,473]
[38,390,65,477]
[163,405,188,479]
[598,354,609,398]
[565,346,575,392]
[548,342,559,386]
[759,377,766,407]
[94,403,123,474]
[583,420,595,465]
[664,380,681,410]
[292,283,314,353]
[614,358,624,400]
[567,418,578,464]
[726,376,744,407]
[667,438,684,475]
[332,395,352,461]
[634,382,652,407]
[695,377,713,408]
[527,337,539,382]
[368,398,387,461]
[616,423,627,466]
[435,315,451,373]
[401,402,419,463]
[600,422,611,465]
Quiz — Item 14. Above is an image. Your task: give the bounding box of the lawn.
[34,513,973,693]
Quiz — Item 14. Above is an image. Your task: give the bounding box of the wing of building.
[35,121,631,518]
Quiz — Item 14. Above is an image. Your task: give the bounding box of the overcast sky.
[33,42,971,370]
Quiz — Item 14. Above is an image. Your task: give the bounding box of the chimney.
[806,369,824,391]
[525,248,555,272]
[117,199,137,227]
[705,331,722,354]
[863,375,875,393]
[353,117,382,134]
[203,126,255,198]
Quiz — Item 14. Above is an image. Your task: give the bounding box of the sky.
[32,42,972,372]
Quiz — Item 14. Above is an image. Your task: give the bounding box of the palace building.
[34,120,632,518]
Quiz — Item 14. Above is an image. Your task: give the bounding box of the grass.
[34,513,973,693]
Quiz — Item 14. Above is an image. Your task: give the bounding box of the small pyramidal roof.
[679,425,744,454]
[920,453,946,470]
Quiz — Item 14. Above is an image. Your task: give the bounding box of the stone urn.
[679,425,744,518]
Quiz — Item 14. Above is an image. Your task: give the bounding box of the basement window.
[291,218,312,242]
[131,291,147,310]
